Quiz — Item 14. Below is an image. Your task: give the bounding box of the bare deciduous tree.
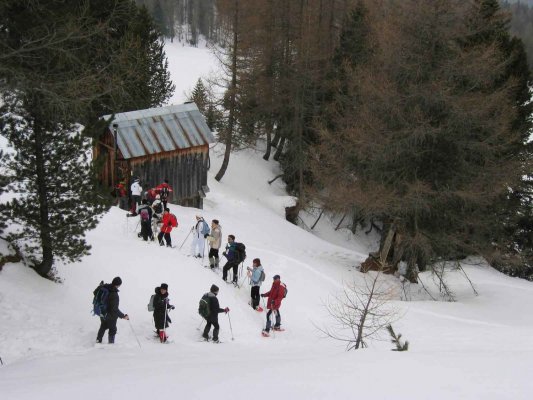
[318,269,398,350]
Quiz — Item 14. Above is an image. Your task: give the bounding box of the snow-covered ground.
[1,40,533,400]
[165,40,218,104]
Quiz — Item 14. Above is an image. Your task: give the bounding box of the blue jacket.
[250,265,263,287]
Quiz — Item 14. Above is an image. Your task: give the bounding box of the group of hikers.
[96,177,288,344]
[93,267,287,344]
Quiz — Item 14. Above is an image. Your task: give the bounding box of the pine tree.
[0,94,107,277]
[0,0,174,277]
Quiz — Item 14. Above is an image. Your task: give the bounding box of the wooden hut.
[96,102,215,209]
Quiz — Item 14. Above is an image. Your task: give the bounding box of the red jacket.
[155,183,173,198]
[115,183,127,197]
[263,280,284,310]
[160,213,176,234]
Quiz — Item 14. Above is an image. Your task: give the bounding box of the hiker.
[206,219,222,269]
[156,179,173,209]
[96,277,129,344]
[130,178,143,215]
[115,181,128,211]
[145,187,157,205]
[222,235,239,283]
[137,199,154,241]
[261,275,285,336]
[190,215,210,258]
[158,208,177,247]
[152,283,175,342]
[202,284,229,342]
[247,258,264,311]
[151,194,163,234]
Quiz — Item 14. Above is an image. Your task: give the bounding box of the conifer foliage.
[0,0,174,277]
[1,95,106,276]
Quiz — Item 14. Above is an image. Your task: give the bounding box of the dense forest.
[503,1,533,71]
[190,0,533,281]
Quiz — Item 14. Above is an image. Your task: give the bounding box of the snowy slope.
[1,144,533,400]
[1,41,533,400]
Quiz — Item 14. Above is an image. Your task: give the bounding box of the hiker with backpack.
[158,208,178,247]
[94,277,129,344]
[130,178,143,215]
[151,194,164,234]
[247,258,265,311]
[152,283,175,342]
[199,284,229,343]
[190,215,210,258]
[137,199,154,241]
[206,219,222,269]
[222,235,246,284]
[156,179,173,209]
[261,274,286,337]
[115,181,128,210]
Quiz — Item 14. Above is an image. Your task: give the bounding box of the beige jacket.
[208,225,222,249]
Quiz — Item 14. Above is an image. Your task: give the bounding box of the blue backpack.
[92,282,110,317]
[200,220,210,235]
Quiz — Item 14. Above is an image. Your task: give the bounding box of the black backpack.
[153,202,163,214]
[92,282,110,317]
[234,242,246,263]
[198,293,210,319]
[160,186,170,200]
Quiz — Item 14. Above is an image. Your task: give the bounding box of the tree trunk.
[215,0,239,182]
[33,123,54,277]
[263,120,273,160]
[273,135,286,161]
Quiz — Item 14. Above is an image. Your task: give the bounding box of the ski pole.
[227,312,234,341]
[196,319,205,331]
[179,228,193,250]
[128,320,142,349]
[201,238,206,265]
[271,310,276,339]
[162,301,168,343]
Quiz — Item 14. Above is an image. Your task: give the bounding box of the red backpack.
[169,213,178,228]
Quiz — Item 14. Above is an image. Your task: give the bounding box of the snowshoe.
[255,306,264,312]
[273,326,285,332]
[261,330,270,337]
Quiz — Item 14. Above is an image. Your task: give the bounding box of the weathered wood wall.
[130,148,209,209]
[96,131,210,209]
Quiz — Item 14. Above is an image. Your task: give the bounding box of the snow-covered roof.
[102,103,215,160]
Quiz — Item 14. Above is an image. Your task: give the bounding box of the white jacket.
[131,181,143,196]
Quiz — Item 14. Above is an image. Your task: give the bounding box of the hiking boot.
[96,338,102,344]
[202,334,209,341]
[261,330,270,337]
[212,338,220,343]
[273,326,283,331]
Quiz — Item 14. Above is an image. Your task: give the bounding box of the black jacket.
[153,287,172,328]
[207,292,225,321]
[105,284,125,320]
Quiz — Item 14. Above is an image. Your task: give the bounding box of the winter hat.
[253,258,261,265]
[111,276,122,286]
[273,275,280,280]
[210,284,219,294]
[160,283,168,290]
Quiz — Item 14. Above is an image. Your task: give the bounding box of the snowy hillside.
[1,41,533,400]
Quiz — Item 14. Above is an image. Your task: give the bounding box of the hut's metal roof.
[102,103,215,160]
